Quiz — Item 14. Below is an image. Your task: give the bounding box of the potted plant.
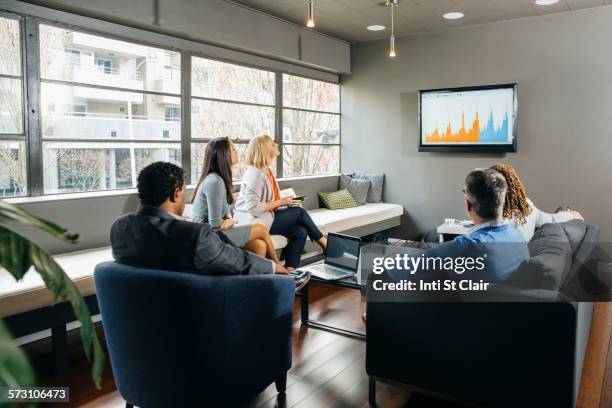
[0,200,105,389]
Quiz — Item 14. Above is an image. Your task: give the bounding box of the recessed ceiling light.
[443,12,464,20]
[535,0,559,5]
[367,24,386,31]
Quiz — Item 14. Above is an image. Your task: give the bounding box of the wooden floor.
[22,283,612,408]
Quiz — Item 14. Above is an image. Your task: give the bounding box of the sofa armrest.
[595,261,612,290]
[485,284,576,302]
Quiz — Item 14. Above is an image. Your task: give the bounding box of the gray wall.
[15,0,350,73]
[341,7,612,241]
[9,175,339,255]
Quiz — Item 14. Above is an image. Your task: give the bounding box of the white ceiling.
[229,0,612,42]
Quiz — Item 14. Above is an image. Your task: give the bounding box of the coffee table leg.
[300,282,309,324]
[299,282,365,338]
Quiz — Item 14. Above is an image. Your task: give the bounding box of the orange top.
[266,167,280,201]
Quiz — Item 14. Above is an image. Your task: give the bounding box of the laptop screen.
[325,233,361,271]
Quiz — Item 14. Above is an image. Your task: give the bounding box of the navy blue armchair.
[94,261,294,407]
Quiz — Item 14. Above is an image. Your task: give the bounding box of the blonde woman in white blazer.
[235,135,327,268]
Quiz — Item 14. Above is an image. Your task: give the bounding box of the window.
[1,10,341,200]
[69,104,87,117]
[39,24,181,194]
[0,15,26,197]
[65,49,80,65]
[282,74,340,177]
[94,57,112,74]
[164,106,180,121]
[190,56,276,182]
[164,65,174,80]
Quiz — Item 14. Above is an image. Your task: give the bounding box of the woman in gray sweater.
[490,164,583,241]
[191,137,286,271]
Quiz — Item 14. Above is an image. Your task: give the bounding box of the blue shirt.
[454,220,526,244]
[445,220,529,281]
[385,221,529,285]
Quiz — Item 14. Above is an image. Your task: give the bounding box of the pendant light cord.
[391,3,394,36]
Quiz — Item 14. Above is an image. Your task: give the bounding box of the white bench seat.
[0,247,113,317]
[1,203,403,318]
[308,203,403,237]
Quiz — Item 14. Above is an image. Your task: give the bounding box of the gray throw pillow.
[354,173,384,203]
[339,174,370,205]
[339,173,353,190]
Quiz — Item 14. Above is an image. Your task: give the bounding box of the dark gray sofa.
[366,221,601,407]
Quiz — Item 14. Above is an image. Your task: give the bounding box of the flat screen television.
[419,84,518,153]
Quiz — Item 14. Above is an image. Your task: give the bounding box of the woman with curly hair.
[490,163,583,241]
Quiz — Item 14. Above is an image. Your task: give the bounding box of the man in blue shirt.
[367,168,530,308]
[431,168,529,281]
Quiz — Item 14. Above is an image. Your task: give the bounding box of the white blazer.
[234,166,277,229]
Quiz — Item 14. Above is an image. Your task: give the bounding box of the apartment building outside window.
[39,24,182,194]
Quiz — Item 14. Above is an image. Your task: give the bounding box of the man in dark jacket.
[111,162,280,276]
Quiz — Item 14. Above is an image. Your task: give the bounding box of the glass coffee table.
[299,243,409,339]
[300,243,426,339]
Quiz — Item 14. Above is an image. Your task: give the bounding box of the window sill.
[2,174,341,205]
[228,173,340,186]
[3,188,139,204]
[277,173,340,183]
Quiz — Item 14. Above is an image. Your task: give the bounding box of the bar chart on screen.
[421,87,514,145]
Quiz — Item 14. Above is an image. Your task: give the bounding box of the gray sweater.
[510,198,573,241]
[191,173,230,228]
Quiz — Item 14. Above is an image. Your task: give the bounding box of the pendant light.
[307,0,315,28]
[387,0,398,58]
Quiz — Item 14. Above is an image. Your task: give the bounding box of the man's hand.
[570,210,584,221]
[219,218,238,230]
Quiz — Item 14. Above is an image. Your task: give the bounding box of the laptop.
[299,233,361,280]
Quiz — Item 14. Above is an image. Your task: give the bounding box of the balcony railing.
[69,62,143,81]
[43,113,181,141]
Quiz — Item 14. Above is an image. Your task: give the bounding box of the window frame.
[280,72,342,178]
[1,9,341,199]
[189,52,279,181]
[35,19,184,196]
[0,11,29,198]
[0,12,26,138]
[189,54,341,180]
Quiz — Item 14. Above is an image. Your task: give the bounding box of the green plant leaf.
[0,200,78,243]
[0,320,36,388]
[0,224,105,388]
